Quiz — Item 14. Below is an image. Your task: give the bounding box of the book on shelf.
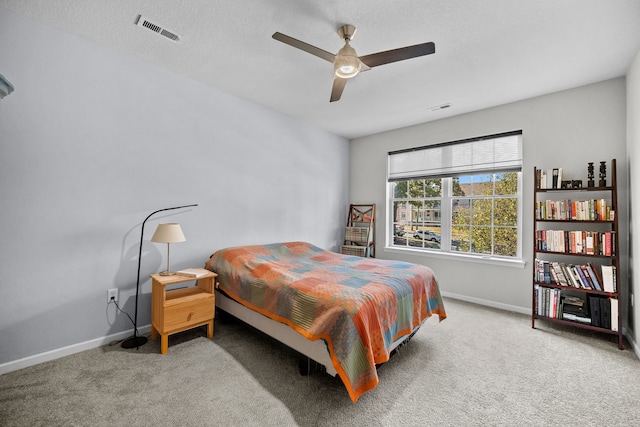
[585,234,594,255]
[604,232,614,256]
[562,312,592,324]
[559,265,568,286]
[564,264,583,288]
[601,265,616,293]
[575,266,592,290]
[584,264,602,291]
[535,168,563,189]
[600,298,612,330]
[611,299,619,331]
[551,262,570,287]
[175,268,211,278]
[589,296,602,327]
[568,266,586,289]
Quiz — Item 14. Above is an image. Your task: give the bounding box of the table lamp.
[151,223,186,275]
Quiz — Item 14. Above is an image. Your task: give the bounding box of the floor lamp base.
[121,335,148,349]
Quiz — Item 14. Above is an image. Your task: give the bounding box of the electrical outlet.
[107,288,118,303]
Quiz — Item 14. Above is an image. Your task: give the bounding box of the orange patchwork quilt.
[205,241,446,402]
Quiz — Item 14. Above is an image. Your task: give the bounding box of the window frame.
[385,132,525,268]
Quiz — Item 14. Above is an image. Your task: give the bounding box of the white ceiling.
[2,0,640,139]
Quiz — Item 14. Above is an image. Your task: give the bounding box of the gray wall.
[350,78,629,318]
[0,9,349,366]
[627,49,640,351]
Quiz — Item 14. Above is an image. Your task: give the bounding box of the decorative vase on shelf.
[587,162,595,188]
[599,161,607,187]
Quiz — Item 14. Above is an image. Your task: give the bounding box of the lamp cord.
[109,299,139,336]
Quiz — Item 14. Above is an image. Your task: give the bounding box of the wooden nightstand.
[149,271,217,354]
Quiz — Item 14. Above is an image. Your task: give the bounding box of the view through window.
[388,131,522,259]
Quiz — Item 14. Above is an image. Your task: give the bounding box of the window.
[388,131,523,259]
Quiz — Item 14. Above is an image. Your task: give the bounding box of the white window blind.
[388,131,523,181]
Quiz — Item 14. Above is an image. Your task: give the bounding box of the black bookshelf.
[532,159,622,349]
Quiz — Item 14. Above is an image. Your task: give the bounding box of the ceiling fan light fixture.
[334,43,360,79]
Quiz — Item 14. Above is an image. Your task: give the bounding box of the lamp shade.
[151,223,186,243]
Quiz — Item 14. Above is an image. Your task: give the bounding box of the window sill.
[383,246,526,268]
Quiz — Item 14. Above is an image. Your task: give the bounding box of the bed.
[204,241,446,402]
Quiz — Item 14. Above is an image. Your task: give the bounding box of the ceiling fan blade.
[330,77,347,102]
[359,42,435,68]
[272,32,335,63]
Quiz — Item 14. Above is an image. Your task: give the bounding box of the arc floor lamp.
[121,204,198,349]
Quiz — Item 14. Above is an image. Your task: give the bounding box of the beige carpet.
[1,298,639,426]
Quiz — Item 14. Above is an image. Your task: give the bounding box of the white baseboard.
[2,296,639,374]
[0,325,151,376]
[441,291,531,315]
[625,332,640,358]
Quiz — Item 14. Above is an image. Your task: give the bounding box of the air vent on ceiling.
[136,15,180,42]
[429,103,451,112]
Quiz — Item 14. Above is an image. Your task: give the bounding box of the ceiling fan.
[272,24,435,102]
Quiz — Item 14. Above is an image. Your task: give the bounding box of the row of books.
[535,229,615,256]
[534,258,617,292]
[534,285,618,330]
[534,286,586,321]
[536,168,563,189]
[588,295,618,330]
[535,199,614,221]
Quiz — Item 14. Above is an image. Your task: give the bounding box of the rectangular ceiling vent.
[136,15,180,42]
[429,103,451,112]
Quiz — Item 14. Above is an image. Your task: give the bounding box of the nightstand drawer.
[163,294,214,331]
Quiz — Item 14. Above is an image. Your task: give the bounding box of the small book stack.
[561,296,591,324]
[176,268,211,278]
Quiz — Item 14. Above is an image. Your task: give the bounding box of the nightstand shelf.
[150,271,217,354]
